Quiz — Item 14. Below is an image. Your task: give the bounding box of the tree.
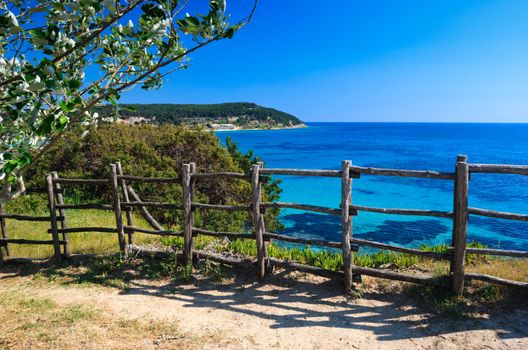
[0,0,257,203]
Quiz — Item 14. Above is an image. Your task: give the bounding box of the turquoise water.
[217,123,528,250]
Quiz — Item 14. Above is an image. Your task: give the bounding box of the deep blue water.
[217,123,528,251]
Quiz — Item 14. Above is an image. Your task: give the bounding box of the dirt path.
[2,265,527,350]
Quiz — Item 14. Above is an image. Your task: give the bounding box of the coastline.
[212,123,307,132]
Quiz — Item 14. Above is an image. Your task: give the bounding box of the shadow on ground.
[1,254,528,343]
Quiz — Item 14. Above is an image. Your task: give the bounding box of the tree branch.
[0,0,144,87]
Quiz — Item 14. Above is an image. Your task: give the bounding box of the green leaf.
[141,4,165,19]
[59,100,71,112]
[223,28,236,39]
[67,79,82,90]
[2,160,19,175]
[28,28,46,39]
[186,16,200,26]
[59,115,69,126]
[36,115,55,135]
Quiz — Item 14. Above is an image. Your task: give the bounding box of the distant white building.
[117,116,153,125]
[209,123,236,130]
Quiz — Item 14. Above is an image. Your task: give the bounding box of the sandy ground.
[1,265,528,350]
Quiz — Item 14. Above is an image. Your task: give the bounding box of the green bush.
[23,124,281,232]
[4,193,48,215]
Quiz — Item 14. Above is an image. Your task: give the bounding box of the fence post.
[252,164,266,280]
[341,160,353,291]
[190,163,196,243]
[46,174,62,261]
[0,210,4,262]
[51,172,70,257]
[116,162,134,245]
[451,155,469,295]
[182,163,194,264]
[0,204,9,260]
[257,161,270,270]
[110,164,127,254]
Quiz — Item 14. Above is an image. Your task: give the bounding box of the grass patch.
[408,285,470,317]
[2,199,162,258]
[18,296,57,314]
[199,237,424,270]
[23,253,201,290]
[136,253,179,279]
[0,288,197,349]
[175,263,194,282]
[199,259,226,282]
[406,281,528,318]
[31,257,132,289]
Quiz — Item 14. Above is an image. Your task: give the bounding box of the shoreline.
[212,123,307,132]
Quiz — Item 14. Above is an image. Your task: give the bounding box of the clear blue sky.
[122,0,528,122]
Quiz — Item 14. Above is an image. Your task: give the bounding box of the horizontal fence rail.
[260,168,342,178]
[124,226,183,237]
[2,157,528,297]
[468,164,528,176]
[192,172,269,183]
[0,238,67,245]
[116,175,176,183]
[351,204,454,219]
[52,178,110,185]
[191,203,252,212]
[261,202,342,216]
[263,231,345,249]
[464,247,528,258]
[193,172,248,179]
[47,227,117,234]
[0,213,59,222]
[349,165,455,180]
[469,207,528,222]
[465,273,528,288]
[56,203,113,210]
[121,202,183,210]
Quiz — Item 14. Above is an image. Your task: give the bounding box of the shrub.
[23,124,281,232]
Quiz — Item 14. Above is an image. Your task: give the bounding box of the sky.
[121,0,528,122]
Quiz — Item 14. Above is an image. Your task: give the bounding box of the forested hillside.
[95,102,304,129]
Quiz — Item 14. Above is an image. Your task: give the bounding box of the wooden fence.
[1,156,528,295]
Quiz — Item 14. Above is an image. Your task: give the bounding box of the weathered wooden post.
[110,164,127,254]
[116,162,134,245]
[0,204,9,261]
[451,155,469,295]
[182,163,194,264]
[252,163,266,280]
[190,163,196,220]
[51,172,70,257]
[46,174,62,261]
[256,161,270,268]
[341,160,353,290]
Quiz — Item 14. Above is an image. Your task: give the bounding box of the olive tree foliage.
[0,0,256,203]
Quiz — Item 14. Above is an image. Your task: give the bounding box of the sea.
[216,123,528,251]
